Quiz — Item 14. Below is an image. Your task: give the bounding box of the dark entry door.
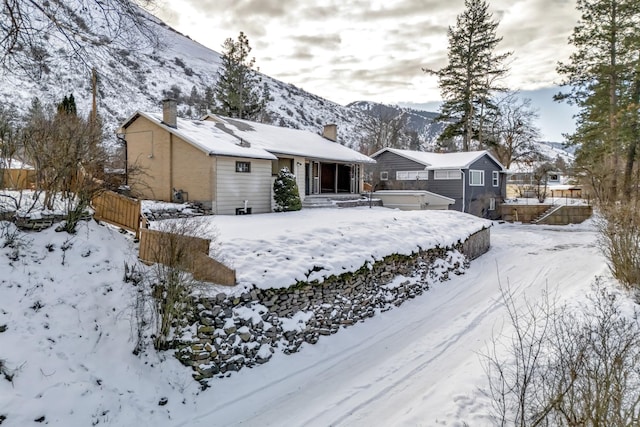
[321,163,335,193]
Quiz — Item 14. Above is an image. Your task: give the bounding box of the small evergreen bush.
[273,167,302,212]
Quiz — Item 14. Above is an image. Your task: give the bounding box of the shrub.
[482,281,640,426]
[596,202,640,293]
[273,167,302,212]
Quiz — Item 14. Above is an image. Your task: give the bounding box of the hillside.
[0,2,373,149]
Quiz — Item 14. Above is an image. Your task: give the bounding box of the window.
[434,170,461,180]
[396,170,428,181]
[492,171,499,187]
[489,197,496,211]
[469,170,484,186]
[548,173,559,182]
[380,171,388,181]
[236,161,251,173]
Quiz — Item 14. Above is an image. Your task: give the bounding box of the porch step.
[302,197,336,209]
[302,195,380,209]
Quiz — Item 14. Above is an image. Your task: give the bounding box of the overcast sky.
[154,0,581,141]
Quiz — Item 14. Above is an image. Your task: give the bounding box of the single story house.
[369,148,506,218]
[119,100,374,215]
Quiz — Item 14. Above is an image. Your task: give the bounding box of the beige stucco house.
[119,100,374,214]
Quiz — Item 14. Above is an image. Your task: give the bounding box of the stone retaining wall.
[174,227,491,382]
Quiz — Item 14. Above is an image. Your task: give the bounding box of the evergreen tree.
[57,93,77,116]
[556,0,640,202]
[273,167,302,212]
[425,0,510,151]
[214,32,267,120]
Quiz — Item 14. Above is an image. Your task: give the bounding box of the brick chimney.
[162,98,177,128]
[322,124,337,142]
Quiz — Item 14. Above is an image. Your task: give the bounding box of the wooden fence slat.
[92,191,141,237]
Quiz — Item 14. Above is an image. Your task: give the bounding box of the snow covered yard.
[0,207,615,426]
[199,207,491,290]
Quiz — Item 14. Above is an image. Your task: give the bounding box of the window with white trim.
[396,170,429,180]
[489,197,496,211]
[492,171,499,187]
[380,171,388,181]
[434,169,461,180]
[469,170,484,186]
[235,161,251,173]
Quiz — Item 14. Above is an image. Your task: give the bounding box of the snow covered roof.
[203,114,375,164]
[121,111,374,164]
[121,112,277,160]
[371,148,505,171]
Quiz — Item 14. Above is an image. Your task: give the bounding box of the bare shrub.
[143,218,217,351]
[596,202,640,293]
[482,280,640,426]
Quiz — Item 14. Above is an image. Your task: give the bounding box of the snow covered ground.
[0,208,612,426]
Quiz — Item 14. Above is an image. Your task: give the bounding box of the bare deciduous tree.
[358,106,414,155]
[0,0,159,77]
[482,281,640,426]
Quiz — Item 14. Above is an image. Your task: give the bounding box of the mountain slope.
[0,2,370,149]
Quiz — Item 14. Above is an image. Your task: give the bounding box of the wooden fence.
[92,191,142,238]
[138,228,236,286]
[1,169,36,190]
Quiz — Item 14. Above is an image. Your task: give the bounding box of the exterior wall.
[126,118,173,201]
[429,172,463,211]
[291,156,306,199]
[172,136,214,205]
[126,118,214,205]
[465,157,505,219]
[371,151,427,191]
[215,156,273,214]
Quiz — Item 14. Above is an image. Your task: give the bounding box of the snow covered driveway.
[178,221,605,427]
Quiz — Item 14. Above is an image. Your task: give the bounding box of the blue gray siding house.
[369,148,507,218]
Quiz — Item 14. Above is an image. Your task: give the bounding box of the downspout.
[461,169,466,213]
[116,133,128,186]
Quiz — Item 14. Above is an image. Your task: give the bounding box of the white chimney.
[322,124,337,142]
[162,98,177,128]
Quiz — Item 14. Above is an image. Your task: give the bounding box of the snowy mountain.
[0,3,373,149]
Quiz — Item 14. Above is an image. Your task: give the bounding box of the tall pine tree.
[556,0,640,202]
[426,0,510,151]
[214,32,267,120]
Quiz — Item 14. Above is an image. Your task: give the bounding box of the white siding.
[292,156,305,198]
[215,157,273,215]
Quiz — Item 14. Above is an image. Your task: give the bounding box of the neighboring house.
[506,162,580,199]
[119,100,374,215]
[369,148,506,218]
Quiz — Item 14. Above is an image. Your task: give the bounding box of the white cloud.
[155,0,580,106]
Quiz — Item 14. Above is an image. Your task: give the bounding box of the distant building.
[369,148,506,218]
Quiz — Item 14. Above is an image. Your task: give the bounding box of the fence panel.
[92,191,141,237]
[1,169,36,190]
[138,228,236,286]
